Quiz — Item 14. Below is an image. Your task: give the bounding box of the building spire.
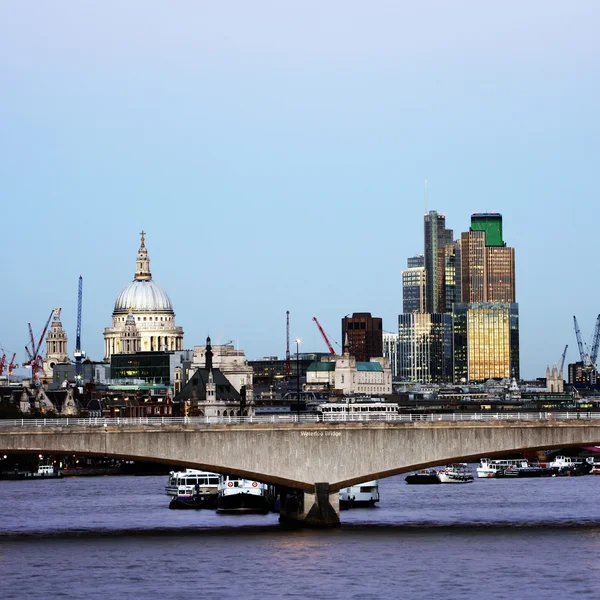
[135,231,152,281]
[206,335,213,371]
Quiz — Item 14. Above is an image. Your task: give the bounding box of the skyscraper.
[424,211,453,314]
[459,213,515,303]
[453,303,519,381]
[402,266,426,313]
[454,213,519,381]
[398,313,453,383]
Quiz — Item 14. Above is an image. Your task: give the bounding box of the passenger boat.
[405,469,441,485]
[476,458,530,478]
[437,463,474,483]
[166,469,220,509]
[216,477,275,514]
[339,480,380,508]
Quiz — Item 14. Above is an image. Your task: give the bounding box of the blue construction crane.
[73,276,86,382]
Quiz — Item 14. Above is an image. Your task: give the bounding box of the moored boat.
[437,463,474,483]
[166,469,219,509]
[547,456,592,476]
[477,458,530,478]
[217,477,275,514]
[405,469,440,485]
[0,464,63,480]
[339,480,380,508]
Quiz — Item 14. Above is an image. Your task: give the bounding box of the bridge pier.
[279,483,340,528]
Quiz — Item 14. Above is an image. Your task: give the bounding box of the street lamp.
[295,339,301,419]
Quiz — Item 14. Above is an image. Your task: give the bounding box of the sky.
[1,1,599,379]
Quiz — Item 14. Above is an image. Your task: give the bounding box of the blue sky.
[1,1,598,378]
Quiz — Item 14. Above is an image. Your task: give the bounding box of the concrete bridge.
[2,413,600,526]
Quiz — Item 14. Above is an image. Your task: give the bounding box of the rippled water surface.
[2,471,600,599]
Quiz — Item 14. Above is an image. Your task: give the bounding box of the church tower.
[42,308,70,382]
[120,309,141,354]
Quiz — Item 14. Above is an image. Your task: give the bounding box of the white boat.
[548,456,591,475]
[339,480,380,508]
[437,463,474,483]
[165,469,220,509]
[549,456,584,469]
[217,476,275,513]
[476,458,530,478]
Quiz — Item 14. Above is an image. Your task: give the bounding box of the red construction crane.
[23,309,54,386]
[312,317,336,355]
[7,353,17,377]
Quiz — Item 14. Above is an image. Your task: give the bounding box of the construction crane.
[24,309,54,386]
[0,345,18,380]
[285,311,291,379]
[559,344,568,376]
[312,317,336,355]
[590,314,600,369]
[73,275,86,382]
[573,315,600,372]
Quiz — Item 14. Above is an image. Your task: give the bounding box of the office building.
[383,332,399,378]
[453,303,519,382]
[398,313,453,383]
[341,313,383,362]
[424,211,453,314]
[459,213,515,303]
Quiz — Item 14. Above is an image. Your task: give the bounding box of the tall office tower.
[402,265,426,313]
[444,241,461,313]
[454,213,519,382]
[453,303,519,381]
[383,332,399,378]
[398,313,453,383]
[460,213,515,303]
[341,312,383,362]
[424,211,453,314]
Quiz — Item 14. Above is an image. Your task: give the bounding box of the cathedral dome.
[113,279,173,315]
[112,231,174,315]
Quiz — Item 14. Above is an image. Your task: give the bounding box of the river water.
[2,470,600,599]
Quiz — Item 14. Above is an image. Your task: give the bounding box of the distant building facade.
[341,313,383,362]
[397,313,453,383]
[424,210,453,314]
[305,354,392,396]
[383,332,399,379]
[452,303,520,382]
[191,338,253,398]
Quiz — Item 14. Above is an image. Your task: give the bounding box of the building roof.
[357,362,383,372]
[307,362,335,372]
[175,368,241,402]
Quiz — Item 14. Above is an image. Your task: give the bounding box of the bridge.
[2,412,600,527]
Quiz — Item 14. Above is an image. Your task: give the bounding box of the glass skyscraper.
[398,313,453,383]
[424,211,453,314]
[453,303,519,382]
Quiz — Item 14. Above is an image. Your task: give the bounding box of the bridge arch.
[2,420,600,492]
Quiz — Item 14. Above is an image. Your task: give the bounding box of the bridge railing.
[1,412,600,428]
